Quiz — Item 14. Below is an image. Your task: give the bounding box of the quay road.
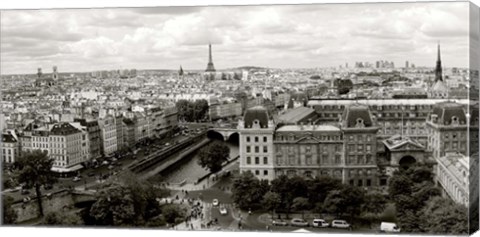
[3,124,212,203]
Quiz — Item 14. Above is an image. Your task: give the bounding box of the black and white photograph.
[1,0,479,236]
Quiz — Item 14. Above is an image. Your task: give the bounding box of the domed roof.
[243,106,269,128]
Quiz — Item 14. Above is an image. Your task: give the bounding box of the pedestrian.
[191,223,194,230]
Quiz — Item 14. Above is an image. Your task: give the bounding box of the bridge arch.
[226,132,239,144]
[207,130,226,141]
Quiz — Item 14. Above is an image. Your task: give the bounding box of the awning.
[51,164,84,173]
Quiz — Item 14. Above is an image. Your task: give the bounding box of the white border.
[1,1,479,237]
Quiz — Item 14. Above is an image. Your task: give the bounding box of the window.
[358,179,363,186]
[255,136,259,142]
[263,136,267,142]
[255,146,259,153]
[366,154,372,164]
[246,136,250,142]
[335,154,341,164]
[263,157,268,164]
[366,145,371,152]
[366,179,371,186]
[246,157,251,164]
[358,145,364,152]
[380,178,387,186]
[348,144,355,152]
[263,146,268,153]
[349,180,354,186]
[255,157,260,164]
[255,170,260,175]
[264,170,268,176]
[246,146,251,153]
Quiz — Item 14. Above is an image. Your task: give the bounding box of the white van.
[380,222,400,233]
[331,220,350,229]
[312,219,329,228]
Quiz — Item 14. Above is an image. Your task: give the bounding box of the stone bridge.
[207,128,239,142]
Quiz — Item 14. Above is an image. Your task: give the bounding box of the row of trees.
[388,166,468,234]
[176,99,209,122]
[232,172,387,222]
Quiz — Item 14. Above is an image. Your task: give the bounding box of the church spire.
[435,43,443,82]
[179,65,184,76]
[205,43,216,72]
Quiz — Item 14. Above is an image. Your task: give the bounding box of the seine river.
[161,141,239,184]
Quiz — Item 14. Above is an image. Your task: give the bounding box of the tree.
[16,150,57,217]
[43,212,83,226]
[420,196,468,234]
[262,192,281,217]
[232,171,269,210]
[198,141,230,173]
[362,191,387,216]
[307,176,343,206]
[2,195,17,224]
[175,99,191,122]
[336,79,353,95]
[88,172,169,226]
[193,99,209,122]
[292,197,309,219]
[388,174,413,199]
[406,166,434,184]
[89,187,137,226]
[323,186,365,220]
[412,181,441,205]
[162,204,186,224]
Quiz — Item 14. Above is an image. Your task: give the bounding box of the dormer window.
[355,118,365,128]
[452,116,459,125]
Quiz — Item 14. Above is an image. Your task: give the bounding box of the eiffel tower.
[205,43,216,72]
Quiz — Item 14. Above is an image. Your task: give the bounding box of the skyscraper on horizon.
[205,43,216,72]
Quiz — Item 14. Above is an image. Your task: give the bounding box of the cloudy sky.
[0,2,471,74]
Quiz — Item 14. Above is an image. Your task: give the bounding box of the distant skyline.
[0,2,470,74]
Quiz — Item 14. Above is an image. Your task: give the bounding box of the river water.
[162,140,239,184]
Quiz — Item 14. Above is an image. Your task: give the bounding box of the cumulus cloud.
[0,2,471,74]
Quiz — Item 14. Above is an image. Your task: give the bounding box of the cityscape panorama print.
[1,1,479,236]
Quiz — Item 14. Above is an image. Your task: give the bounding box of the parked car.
[272,219,288,226]
[73,176,82,182]
[290,218,309,227]
[380,222,400,233]
[312,219,329,228]
[21,189,30,195]
[331,220,350,229]
[219,207,228,215]
[212,199,219,206]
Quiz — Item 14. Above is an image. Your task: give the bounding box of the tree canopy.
[15,150,57,217]
[175,99,209,122]
[86,171,169,226]
[197,141,230,173]
[232,171,269,210]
